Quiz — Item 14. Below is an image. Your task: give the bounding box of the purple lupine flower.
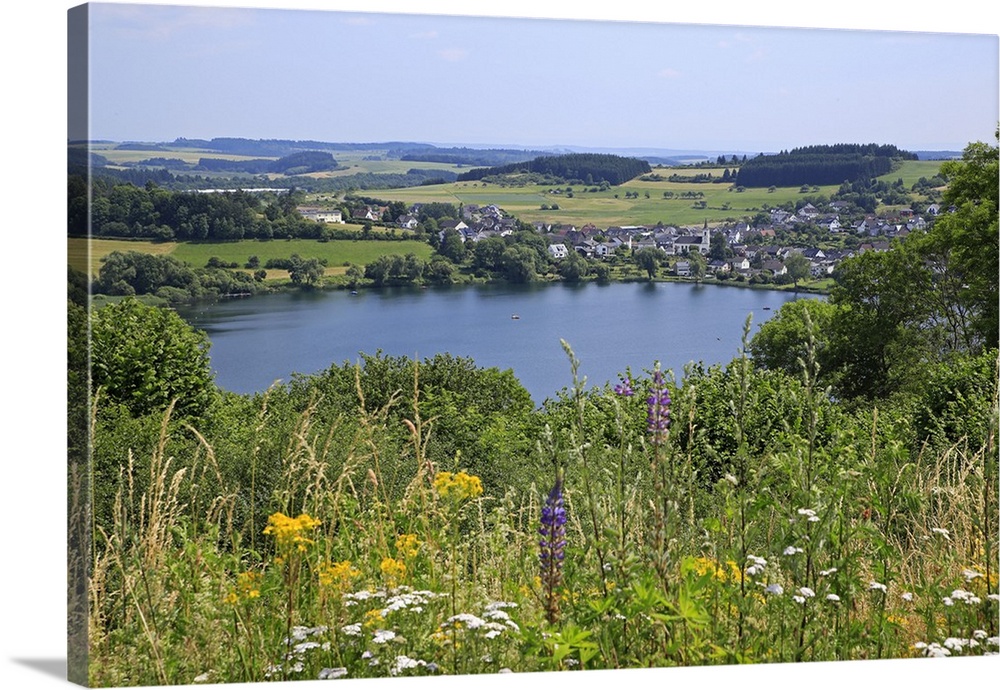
[614,376,635,397]
[539,475,567,624]
[647,368,671,444]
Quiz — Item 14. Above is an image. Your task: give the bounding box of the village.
[299,197,943,283]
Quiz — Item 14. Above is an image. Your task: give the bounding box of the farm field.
[70,237,435,278]
[361,160,942,228]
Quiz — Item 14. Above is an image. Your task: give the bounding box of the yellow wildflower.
[433,471,484,501]
[380,557,407,586]
[225,571,262,605]
[318,560,361,592]
[395,533,421,559]
[364,608,385,629]
[263,512,321,553]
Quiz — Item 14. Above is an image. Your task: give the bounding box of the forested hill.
[456,153,652,186]
[735,144,917,187]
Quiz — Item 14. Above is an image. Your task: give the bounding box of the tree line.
[456,153,652,186]
[735,143,917,188]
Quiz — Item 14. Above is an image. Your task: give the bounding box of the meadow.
[79,333,998,686]
[360,160,941,228]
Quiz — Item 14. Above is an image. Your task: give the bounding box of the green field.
[70,237,435,278]
[359,160,943,228]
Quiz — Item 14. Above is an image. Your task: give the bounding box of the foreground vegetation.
[68,136,997,685]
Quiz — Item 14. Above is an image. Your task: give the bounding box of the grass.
[70,236,434,277]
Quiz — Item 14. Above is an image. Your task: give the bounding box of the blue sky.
[82,1,999,152]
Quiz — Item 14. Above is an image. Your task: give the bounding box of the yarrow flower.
[796,508,820,523]
[745,555,768,577]
[826,593,841,602]
[539,475,568,624]
[819,567,838,577]
[646,368,671,445]
[764,583,784,596]
[783,546,804,556]
[869,581,888,593]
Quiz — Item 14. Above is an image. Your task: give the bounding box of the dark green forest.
[456,153,653,186]
[736,144,918,187]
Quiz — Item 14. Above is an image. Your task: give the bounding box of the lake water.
[177,282,808,405]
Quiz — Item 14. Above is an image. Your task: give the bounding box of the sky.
[80,1,1000,153]
[2,3,1000,690]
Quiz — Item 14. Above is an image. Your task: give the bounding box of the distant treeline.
[735,144,917,187]
[171,137,432,157]
[396,146,551,167]
[456,153,652,186]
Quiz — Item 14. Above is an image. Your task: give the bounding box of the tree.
[687,251,707,281]
[749,298,840,380]
[784,252,811,289]
[288,254,325,286]
[633,247,662,280]
[438,228,467,263]
[90,298,216,418]
[558,250,589,282]
[915,133,999,349]
[709,232,729,261]
[499,245,538,283]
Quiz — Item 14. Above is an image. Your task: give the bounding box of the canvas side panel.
[67,3,91,687]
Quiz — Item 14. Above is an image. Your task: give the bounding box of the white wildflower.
[798,587,816,598]
[499,668,513,673]
[826,594,841,602]
[724,473,738,486]
[930,527,951,540]
[765,583,784,596]
[963,569,984,582]
[989,593,1000,602]
[793,595,806,604]
[901,592,914,602]
[819,567,838,577]
[943,637,966,651]
[341,624,362,637]
[987,637,1000,647]
[745,555,768,577]
[484,629,504,639]
[372,629,397,644]
[193,672,212,683]
[783,546,804,556]
[390,655,427,676]
[797,508,820,522]
[919,642,951,658]
[485,601,519,612]
[942,597,955,606]
[869,581,888,593]
[293,641,322,655]
[445,613,486,629]
[973,630,988,640]
[319,667,348,680]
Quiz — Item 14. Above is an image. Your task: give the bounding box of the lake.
[177,281,809,405]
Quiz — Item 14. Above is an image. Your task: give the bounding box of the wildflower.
[395,533,420,559]
[390,655,428,676]
[943,597,955,607]
[539,475,568,624]
[614,376,634,397]
[783,546,804,556]
[989,594,1000,602]
[973,630,988,640]
[319,668,348,680]
[341,624,362,637]
[826,593,841,602]
[319,560,361,592]
[724,473,738,487]
[745,555,767,577]
[444,612,487,630]
[901,592,914,602]
[433,470,484,501]
[646,368,671,445]
[869,581,888,593]
[263,512,321,553]
[796,508,820,523]
[963,568,984,582]
[380,557,407,587]
[914,642,951,658]
[372,629,397,644]
[819,567,838,577]
[765,583,784,596]
[930,527,951,540]
[793,595,806,604]
[950,589,981,604]
[798,587,816,598]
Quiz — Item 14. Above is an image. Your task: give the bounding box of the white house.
[548,243,569,260]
